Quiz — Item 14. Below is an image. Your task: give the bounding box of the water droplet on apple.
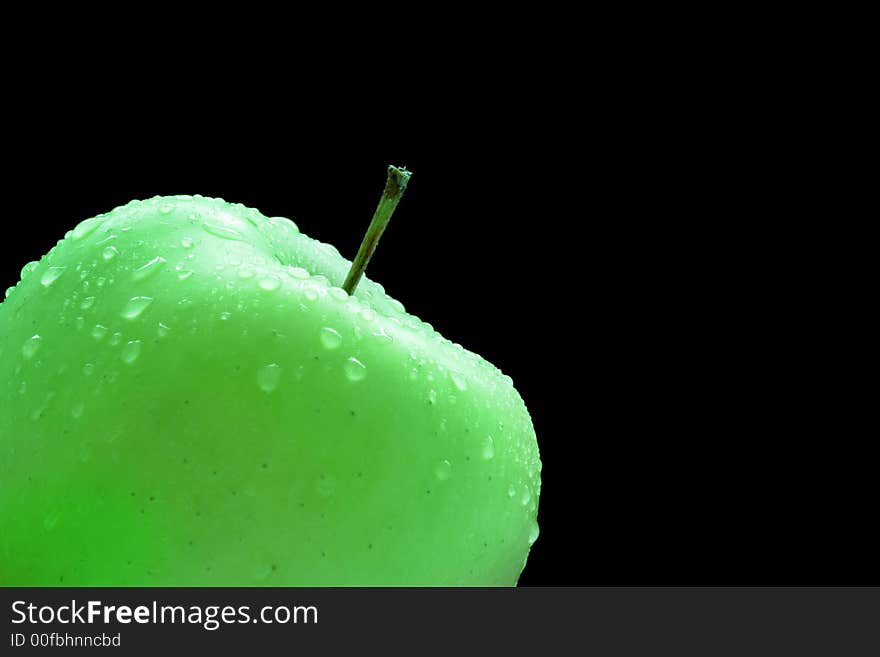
[177,270,194,280]
[4,286,13,298]
[158,203,174,214]
[80,296,96,310]
[20,261,38,280]
[121,296,154,320]
[329,286,348,302]
[268,216,299,234]
[435,460,452,480]
[528,521,540,545]
[449,370,468,391]
[181,237,194,249]
[121,340,142,364]
[520,485,532,506]
[157,323,170,338]
[91,324,108,341]
[508,484,516,498]
[102,245,119,261]
[21,335,42,360]
[132,256,167,281]
[389,298,405,313]
[71,402,85,419]
[258,277,280,292]
[257,363,282,392]
[40,266,66,287]
[344,357,367,382]
[75,316,85,331]
[428,389,437,404]
[109,332,123,346]
[321,242,341,258]
[287,266,309,279]
[482,435,495,460]
[71,216,104,240]
[361,308,377,322]
[373,327,393,344]
[304,288,318,302]
[320,327,342,350]
[202,222,244,241]
[43,512,60,531]
[83,363,95,376]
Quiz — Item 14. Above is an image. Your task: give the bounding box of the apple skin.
[0,195,541,586]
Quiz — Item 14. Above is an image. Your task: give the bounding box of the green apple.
[0,186,541,585]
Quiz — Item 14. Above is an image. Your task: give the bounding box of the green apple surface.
[0,195,541,585]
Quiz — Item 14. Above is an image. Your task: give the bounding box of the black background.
[0,92,871,587]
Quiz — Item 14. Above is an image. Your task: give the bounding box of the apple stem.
[342,165,412,295]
